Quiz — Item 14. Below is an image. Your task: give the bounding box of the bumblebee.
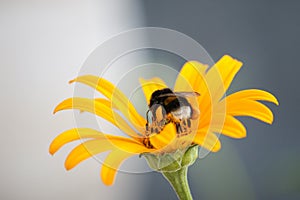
[145,88,200,136]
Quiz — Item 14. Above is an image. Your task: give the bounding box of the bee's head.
[146,103,167,127]
[146,88,173,128]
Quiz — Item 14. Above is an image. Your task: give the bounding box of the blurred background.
[0,0,299,199]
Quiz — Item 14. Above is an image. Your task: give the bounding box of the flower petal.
[49,128,147,156]
[139,77,168,105]
[49,128,104,155]
[65,137,148,170]
[54,97,141,138]
[65,139,113,170]
[205,55,243,101]
[107,138,152,154]
[193,131,221,152]
[225,89,279,105]
[101,150,133,185]
[174,61,208,92]
[225,100,275,124]
[174,60,211,126]
[149,123,177,150]
[211,115,247,139]
[175,61,213,127]
[70,75,146,132]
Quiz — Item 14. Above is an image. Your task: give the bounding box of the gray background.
[141,1,299,200]
[0,0,299,200]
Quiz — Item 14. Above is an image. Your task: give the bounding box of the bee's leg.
[182,119,188,132]
[150,127,155,134]
[145,123,151,136]
[177,119,192,136]
[187,119,191,128]
[143,137,153,148]
[154,127,160,134]
[157,120,165,127]
[154,121,163,134]
[176,122,183,134]
[175,122,180,133]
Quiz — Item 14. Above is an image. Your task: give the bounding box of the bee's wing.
[174,91,200,97]
[157,92,200,98]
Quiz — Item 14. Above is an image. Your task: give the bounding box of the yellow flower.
[49,55,278,186]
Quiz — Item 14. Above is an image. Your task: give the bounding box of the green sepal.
[142,144,198,172]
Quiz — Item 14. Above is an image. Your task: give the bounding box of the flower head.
[49,55,278,186]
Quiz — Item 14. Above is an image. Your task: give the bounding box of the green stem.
[162,167,193,200]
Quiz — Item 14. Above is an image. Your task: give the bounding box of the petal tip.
[138,77,146,83]
[53,105,60,114]
[211,143,221,152]
[64,161,73,171]
[103,179,114,186]
[222,54,243,66]
[266,119,274,125]
[101,169,115,186]
[274,97,279,106]
[262,90,279,106]
[69,77,80,84]
[49,149,55,156]
[49,143,57,155]
[222,54,232,59]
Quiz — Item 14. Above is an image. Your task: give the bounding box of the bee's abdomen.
[171,106,192,120]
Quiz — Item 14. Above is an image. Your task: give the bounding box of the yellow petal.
[54,97,141,138]
[205,55,243,102]
[225,89,279,105]
[49,128,147,156]
[175,60,211,117]
[225,100,274,124]
[149,123,177,150]
[49,128,104,155]
[139,77,168,105]
[70,75,146,133]
[101,150,133,185]
[174,61,208,92]
[193,131,221,152]
[107,138,152,154]
[65,136,148,170]
[211,115,247,139]
[199,55,242,132]
[174,60,212,126]
[65,139,113,170]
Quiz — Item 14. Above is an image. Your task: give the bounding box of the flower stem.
[162,167,193,200]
